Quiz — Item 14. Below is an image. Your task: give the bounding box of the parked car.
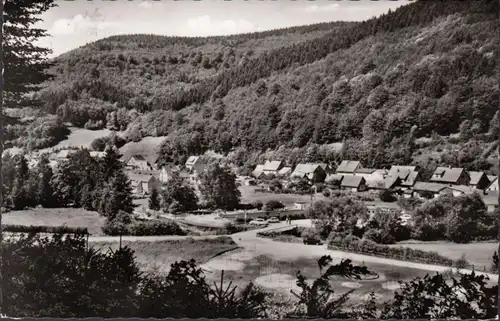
[303,236,323,245]
[249,218,268,226]
[267,217,280,224]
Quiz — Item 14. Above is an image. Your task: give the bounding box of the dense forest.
[18,0,499,169]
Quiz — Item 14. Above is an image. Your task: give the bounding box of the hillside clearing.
[38,127,114,153]
[3,208,106,236]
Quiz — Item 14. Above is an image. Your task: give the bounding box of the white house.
[487,176,498,192]
[126,155,154,171]
[185,156,204,171]
[262,160,283,176]
[128,172,161,196]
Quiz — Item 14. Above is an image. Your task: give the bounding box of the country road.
[230,223,499,282]
[7,221,498,281]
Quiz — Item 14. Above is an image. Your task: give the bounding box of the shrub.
[329,235,466,268]
[379,190,397,202]
[322,189,331,197]
[102,218,186,236]
[2,224,89,235]
[264,200,285,211]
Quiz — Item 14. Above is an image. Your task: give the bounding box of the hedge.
[102,219,186,236]
[2,224,89,235]
[328,235,469,268]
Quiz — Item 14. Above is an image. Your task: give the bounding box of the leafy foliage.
[199,163,241,210]
[161,172,198,213]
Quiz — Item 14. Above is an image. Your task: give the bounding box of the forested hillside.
[23,0,500,169]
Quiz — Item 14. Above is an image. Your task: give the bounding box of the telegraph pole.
[0,0,5,315]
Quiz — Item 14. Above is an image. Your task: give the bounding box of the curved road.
[86,221,498,281]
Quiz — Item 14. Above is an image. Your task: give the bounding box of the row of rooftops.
[252,160,498,191]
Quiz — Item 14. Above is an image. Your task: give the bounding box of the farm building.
[318,163,334,174]
[467,171,491,190]
[325,174,343,187]
[430,167,470,186]
[290,163,327,183]
[125,154,155,171]
[487,176,498,192]
[336,160,362,174]
[55,149,78,160]
[340,175,367,192]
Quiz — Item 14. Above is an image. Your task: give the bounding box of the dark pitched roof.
[355,168,377,174]
[340,175,365,188]
[130,154,146,161]
[263,160,282,171]
[467,171,488,186]
[430,167,468,184]
[413,182,447,193]
[336,160,361,173]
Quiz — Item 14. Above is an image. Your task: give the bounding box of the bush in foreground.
[329,235,466,268]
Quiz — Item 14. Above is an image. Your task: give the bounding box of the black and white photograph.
[0,0,499,319]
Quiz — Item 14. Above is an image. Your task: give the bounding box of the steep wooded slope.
[33,0,499,168]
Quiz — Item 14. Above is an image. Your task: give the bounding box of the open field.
[3,207,106,236]
[93,237,239,274]
[388,241,497,270]
[39,127,114,153]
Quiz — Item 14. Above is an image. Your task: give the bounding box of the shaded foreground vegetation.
[0,232,497,319]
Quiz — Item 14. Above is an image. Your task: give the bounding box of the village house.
[336,160,362,174]
[440,185,478,197]
[384,166,420,191]
[487,176,498,192]
[340,175,367,192]
[294,201,310,210]
[185,156,205,171]
[125,154,155,171]
[354,168,388,189]
[159,165,181,184]
[365,202,402,218]
[55,149,78,161]
[278,166,292,176]
[482,193,499,213]
[412,182,447,199]
[467,171,491,190]
[188,162,207,185]
[252,164,265,179]
[318,163,334,174]
[325,174,344,188]
[290,163,327,183]
[262,160,284,176]
[127,172,161,196]
[89,151,106,159]
[430,167,470,186]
